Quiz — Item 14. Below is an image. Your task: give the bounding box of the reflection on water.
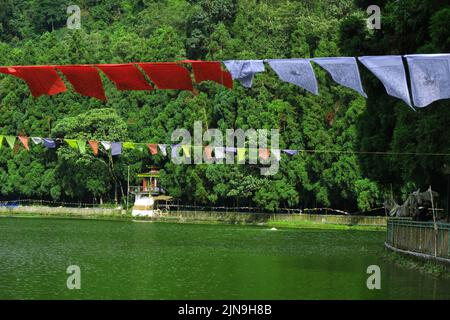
[0,217,449,299]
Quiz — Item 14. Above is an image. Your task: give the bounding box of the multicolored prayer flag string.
[0,134,302,162]
[2,135,450,160]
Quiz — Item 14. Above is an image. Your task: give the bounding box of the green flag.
[65,139,78,149]
[192,146,202,161]
[136,144,144,152]
[192,146,202,152]
[77,140,86,154]
[5,136,15,149]
[123,142,135,149]
[248,148,258,163]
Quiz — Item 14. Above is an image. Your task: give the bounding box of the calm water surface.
[0,217,449,299]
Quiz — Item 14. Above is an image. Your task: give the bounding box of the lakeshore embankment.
[0,205,386,230]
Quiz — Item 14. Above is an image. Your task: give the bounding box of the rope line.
[293,149,450,157]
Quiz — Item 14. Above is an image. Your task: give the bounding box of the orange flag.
[204,145,213,160]
[259,148,270,160]
[18,136,30,151]
[147,144,158,155]
[88,140,99,156]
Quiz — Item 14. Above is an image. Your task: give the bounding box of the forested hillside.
[0,0,449,212]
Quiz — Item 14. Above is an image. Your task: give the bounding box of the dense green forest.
[0,0,449,212]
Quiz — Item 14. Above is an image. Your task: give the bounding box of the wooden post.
[114,182,118,204]
[429,186,438,257]
[447,174,450,223]
[126,165,130,213]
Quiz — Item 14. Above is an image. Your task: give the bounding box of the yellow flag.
[237,148,246,162]
[181,145,191,157]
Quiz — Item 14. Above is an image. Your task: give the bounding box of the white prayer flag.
[31,137,43,145]
[359,55,412,107]
[223,60,265,88]
[272,149,281,161]
[313,57,367,97]
[405,54,450,108]
[158,144,167,156]
[268,59,319,95]
[101,141,111,150]
[214,147,225,159]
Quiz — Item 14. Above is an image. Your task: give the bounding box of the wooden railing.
[386,218,450,259]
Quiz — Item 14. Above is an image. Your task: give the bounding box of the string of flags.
[2,134,450,159]
[0,61,232,100]
[0,54,449,108]
[0,134,296,161]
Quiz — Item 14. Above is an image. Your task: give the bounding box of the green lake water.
[0,217,449,299]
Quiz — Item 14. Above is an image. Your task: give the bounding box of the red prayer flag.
[189,61,233,88]
[57,66,106,100]
[97,64,153,91]
[88,140,99,156]
[0,66,67,97]
[147,144,158,155]
[18,136,30,151]
[138,63,193,91]
[259,148,270,160]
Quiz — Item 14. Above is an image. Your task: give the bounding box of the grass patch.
[267,219,386,231]
[0,211,131,222]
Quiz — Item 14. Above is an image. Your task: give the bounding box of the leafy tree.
[51,108,130,203]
